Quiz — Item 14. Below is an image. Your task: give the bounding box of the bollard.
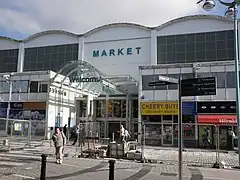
[40,154,48,180]
[109,160,115,180]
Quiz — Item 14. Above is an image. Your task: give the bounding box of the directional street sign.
[148,75,178,87]
[181,77,216,97]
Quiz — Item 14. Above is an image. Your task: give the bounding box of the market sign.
[93,47,142,57]
[140,102,178,115]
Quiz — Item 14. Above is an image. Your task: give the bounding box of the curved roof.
[84,22,151,37]
[23,30,79,42]
[0,15,233,42]
[156,14,233,30]
[0,36,20,42]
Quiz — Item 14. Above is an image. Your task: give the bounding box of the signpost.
[146,75,216,180]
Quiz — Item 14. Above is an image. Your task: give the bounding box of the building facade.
[0,15,238,148]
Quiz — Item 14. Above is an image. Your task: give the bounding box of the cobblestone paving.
[144,148,239,167]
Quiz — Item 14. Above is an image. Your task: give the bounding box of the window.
[0,81,9,93]
[19,81,29,93]
[226,72,235,88]
[0,49,18,73]
[113,100,121,118]
[24,44,78,72]
[132,99,138,118]
[39,84,48,93]
[79,101,87,117]
[96,100,105,118]
[212,72,226,88]
[30,81,38,93]
[157,30,234,64]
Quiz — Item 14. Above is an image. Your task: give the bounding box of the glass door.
[162,124,173,146]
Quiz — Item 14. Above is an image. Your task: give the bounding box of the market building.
[0,15,238,148]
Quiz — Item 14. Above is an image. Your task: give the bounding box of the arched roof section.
[0,36,20,42]
[156,15,233,31]
[23,30,79,42]
[84,22,151,37]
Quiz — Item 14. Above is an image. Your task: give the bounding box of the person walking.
[52,128,66,164]
[120,125,125,143]
[63,124,68,139]
[72,124,80,146]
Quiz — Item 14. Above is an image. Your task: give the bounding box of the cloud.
[0,0,201,37]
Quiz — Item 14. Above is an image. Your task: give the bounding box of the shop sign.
[93,47,142,57]
[140,102,178,115]
[197,115,237,124]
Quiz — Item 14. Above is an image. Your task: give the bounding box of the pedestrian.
[52,128,66,164]
[63,124,68,137]
[50,127,54,147]
[120,125,125,143]
[72,124,80,146]
[202,127,212,148]
[124,129,130,142]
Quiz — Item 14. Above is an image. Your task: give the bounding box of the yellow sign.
[141,102,178,115]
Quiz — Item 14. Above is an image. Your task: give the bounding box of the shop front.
[141,101,197,147]
[197,101,237,150]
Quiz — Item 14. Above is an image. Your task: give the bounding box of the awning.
[197,115,237,124]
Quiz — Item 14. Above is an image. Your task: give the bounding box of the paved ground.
[0,138,239,168]
[144,146,239,167]
[0,148,239,180]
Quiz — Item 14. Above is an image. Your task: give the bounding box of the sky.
[0,0,231,40]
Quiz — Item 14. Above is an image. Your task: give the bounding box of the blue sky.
[0,0,234,40]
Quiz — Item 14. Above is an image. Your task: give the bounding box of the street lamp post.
[3,74,13,135]
[198,0,240,167]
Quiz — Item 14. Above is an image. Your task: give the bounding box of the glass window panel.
[196,51,205,60]
[107,100,113,117]
[12,81,20,93]
[166,36,175,44]
[206,32,216,41]
[227,39,234,49]
[30,81,38,93]
[176,35,185,43]
[206,50,216,60]
[206,42,216,50]
[186,52,195,62]
[167,53,176,63]
[157,36,167,44]
[196,33,205,42]
[176,43,185,52]
[176,52,185,62]
[216,41,226,50]
[132,100,138,118]
[158,45,166,54]
[197,72,212,78]
[211,72,225,88]
[186,43,195,51]
[226,30,234,40]
[196,42,206,51]
[39,84,48,93]
[113,100,121,118]
[157,53,167,64]
[96,100,105,118]
[121,100,126,118]
[79,100,87,117]
[216,49,227,61]
[166,44,175,53]
[185,34,195,43]
[142,75,155,90]
[181,73,193,79]
[0,81,10,93]
[227,49,234,60]
[216,31,226,41]
[19,81,29,93]
[226,72,235,88]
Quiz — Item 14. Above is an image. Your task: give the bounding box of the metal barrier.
[0,118,47,150]
[142,122,238,168]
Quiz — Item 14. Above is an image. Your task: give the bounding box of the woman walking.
[52,128,66,164]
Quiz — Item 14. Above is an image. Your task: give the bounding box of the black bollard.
[40,154,48,180]
[109,159,115,180]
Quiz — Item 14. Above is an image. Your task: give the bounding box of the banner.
[141,102,178,115]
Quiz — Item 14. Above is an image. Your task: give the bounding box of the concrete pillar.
[17,42,25,72]
[150,30,157,65]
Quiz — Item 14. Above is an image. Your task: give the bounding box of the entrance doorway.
[162,124,173,146]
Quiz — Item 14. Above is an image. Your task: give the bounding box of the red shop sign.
[197,115,237,124]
